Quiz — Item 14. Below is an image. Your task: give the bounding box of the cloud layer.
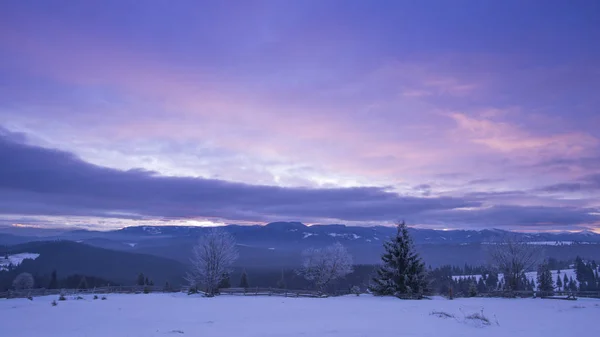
[1,129,598,230]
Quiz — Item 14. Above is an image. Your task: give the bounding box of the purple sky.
[1,1,599,231]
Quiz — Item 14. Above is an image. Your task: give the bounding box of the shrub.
[58,294,66,301]
[101,296,107,300]
[76,296,84,300]
[350,286,361,296]
[430,311,454,319]
[51,300,58,307]
[27,296,33,301]
[143,286,150,294]
[464,311,491,325]
[93,295,99,300]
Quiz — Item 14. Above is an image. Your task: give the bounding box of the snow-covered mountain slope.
[0,253,40,271]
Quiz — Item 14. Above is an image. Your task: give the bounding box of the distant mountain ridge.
[112,222,600,244]
[2,223,599,268]
[2,222,600,245]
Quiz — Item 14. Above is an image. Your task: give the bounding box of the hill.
[0,241,187,290]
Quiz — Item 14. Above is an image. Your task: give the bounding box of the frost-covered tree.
[239,270,249,288]
[13,272,34,290]
[276,269,286,289]
[537,262,554,294]
[297,242,353,293]
[369,221,428,298]
[488,236,542,291]
[185,228,238,296]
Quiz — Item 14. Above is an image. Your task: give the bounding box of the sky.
[1,0,599,232]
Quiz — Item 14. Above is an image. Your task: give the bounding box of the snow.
[327,233,361,239]
[302,232,315,239]
[126,243,137,247]
[142,226,162,235]
[453,269,580,289]
[1,294,598,336]
[0,253,40,271]
[526,241,576,246]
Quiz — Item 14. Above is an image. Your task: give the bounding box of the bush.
[351,286,361,296]
[51,300,58,307]
[76,296,84,300]
[58,294,66,301]
[93,295,99,300]
[143,286,150,294]
[101,296,107,300]
[27,296,33,301]
[465,312,490,325]
[430,311,454,319]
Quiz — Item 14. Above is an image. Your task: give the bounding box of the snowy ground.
[1,294,599,337]
[453,269,579,289]
[0,253,39,271]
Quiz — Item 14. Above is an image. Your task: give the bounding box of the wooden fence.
[0,286,324,300]
[2,287,599,300]
[461,290,600,299]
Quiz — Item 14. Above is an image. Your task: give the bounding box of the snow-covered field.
[0,253,39,271]
[1,293,599,337]
[453,269,579,289]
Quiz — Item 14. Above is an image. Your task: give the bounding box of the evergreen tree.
[537,262,554,295]
[556,274,563,290]
[164,281,171,292]
[369,221,428,298]
[529,278,535,291]
[485,272,499,291]
[239,270,249,288]
[145,276,150,285]
[568,277,577,291]
[563,274,569,289]
[48,270,58,289]
[137,273,145,286]
[218,272,231,289]
[575,256,586,283]
[78,276,88,290]
[468,281,477,297]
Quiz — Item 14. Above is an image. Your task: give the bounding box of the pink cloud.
[448,112,598,156]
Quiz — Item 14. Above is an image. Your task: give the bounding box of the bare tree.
[13,272,34,290]
[185,228,238,296]
[297,242,354,293]
[488,235,542,291]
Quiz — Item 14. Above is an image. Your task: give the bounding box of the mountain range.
[2,222,599,268]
